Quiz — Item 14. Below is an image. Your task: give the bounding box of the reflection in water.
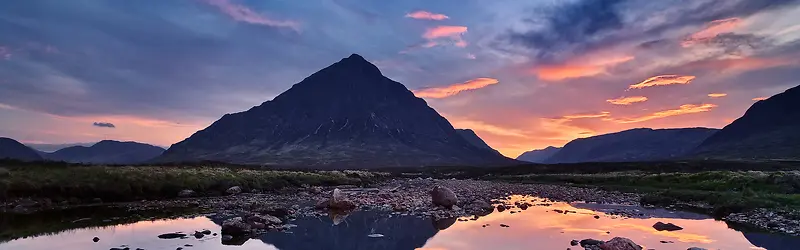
[0,195,798,250]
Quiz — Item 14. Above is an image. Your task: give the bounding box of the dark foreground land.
[1,159,799,239]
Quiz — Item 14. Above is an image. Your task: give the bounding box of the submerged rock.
[598,237,642,250]
[687,248,708,250]
[653,222,683,231]
[430,186,457,208]
[157,232,187,239]
[580,239,605,247]
[92,237,99,242]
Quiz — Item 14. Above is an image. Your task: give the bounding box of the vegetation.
[0,162,385,202]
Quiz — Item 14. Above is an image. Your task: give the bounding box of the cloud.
[606,96,648,105]
[202,0,300,30]
[679,56,797,73]
[447,117,528,138]
[92,122,116,128]
[608,104,717,123]
[0,46,9,60]
[628,75,696,89]
[532,55,634,81]
[413,78,499,98]
[417,25,469,49]
[405,10,449,20]
[752,97,768,101]
[707,93,728,98]
[682,18,743,46]
[561,112,611,120]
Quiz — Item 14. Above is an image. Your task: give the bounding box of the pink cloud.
[628,75,695,89]
[0,46,10,60]
[682,18,743,47]
[413,78,498,98]
[423,26,468,39]
[405,10,449,21]
[607,104,717,123]
[202,0,300,30]
[606,96,648,105]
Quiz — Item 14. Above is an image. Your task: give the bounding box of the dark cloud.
[92,122,116,128]
[503,0,800,63]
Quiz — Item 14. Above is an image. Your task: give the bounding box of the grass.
[495,171,800,216]
[0,164,385,202]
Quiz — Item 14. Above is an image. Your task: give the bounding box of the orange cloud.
[533,55,634,81]
[752,97,768,101]
[413,78,498,98]
[608,104,717,123]
[562,112,611,119]
[405,10,449,20]
[628,75,695,89]
[682,18,742,47]
[203,0,300,30]
[606,96,648,105]
[708,93,727,98]
[448,117,528,138]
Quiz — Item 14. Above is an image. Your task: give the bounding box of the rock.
[317,188,356,210]
[687,248,707,250]
[157,232,187,239]
[367,234,384,238]
[580,239,605,247]
[194,231,204,238]
[93,237,100,242]
[594,215,601,219]
[499,224,510,228]
[432,217,457,230]
[222,235,233,241]
[599,237,642,250]
[497,205,506,212]
[430,186,457,208]
[226,186,242,195]
[570,240,579,246]
[466,200,494,215]
[201,229,212,235]
[178,189,196,198]
[653,222,683,231]
[247,214,282,225]
[221,217,251,236]
[251,189,260,193]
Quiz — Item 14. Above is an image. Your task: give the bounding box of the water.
[2,195,798,250]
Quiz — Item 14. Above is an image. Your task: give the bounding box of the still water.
[1,196,798,250]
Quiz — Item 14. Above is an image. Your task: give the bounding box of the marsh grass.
[0,165,377,202]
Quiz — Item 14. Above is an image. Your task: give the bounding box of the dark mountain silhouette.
[155,54,514,168]
[693,85,800,160]
[44,140,164,164]
[25,142,94,153]
[0,137,43,161]
[517,146,561,163]
[545,128,718,163]
[455,129,502,156]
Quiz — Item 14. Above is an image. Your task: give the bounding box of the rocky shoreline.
[4,178,800,238]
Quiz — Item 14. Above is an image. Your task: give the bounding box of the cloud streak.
[202,0,300,30]
[413,78,498,98]
[608,104,717,123]
[420,25,469,48]
[606,96,648,105]
[405,10,449,20]
[707,93,728,98]
[682,18,743,47]
[628,75,696,90]
[92,122,116,128]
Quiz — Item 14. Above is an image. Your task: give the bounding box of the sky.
[1,0,800,158]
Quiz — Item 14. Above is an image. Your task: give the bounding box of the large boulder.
[430,186,457,208]
[465,200,494,215]
[247,214,282,225]
[221,217,251,236]
[316,188,356,210]
[178,189,196,198]
[226,186,242,195]
[599,237,642,250]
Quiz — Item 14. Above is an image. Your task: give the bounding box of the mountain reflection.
[257,211,439,250]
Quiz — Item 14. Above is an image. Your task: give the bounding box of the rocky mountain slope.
[156,54,514,168]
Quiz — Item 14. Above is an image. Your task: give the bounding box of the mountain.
[693,85,800,160]
[455,129,502,156]
[545,128,718,163]
[517,146,561,163]
[25,142,95,153]
[45,140,165,164]
[0,137,43,161]
[156,54,514,168]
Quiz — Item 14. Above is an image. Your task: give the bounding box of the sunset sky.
[1,0,799,158]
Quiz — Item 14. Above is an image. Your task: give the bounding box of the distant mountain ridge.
[26,142,95,153]
[693,85,800,160]
[0,137,43,161]
[45,140,165,164]
[544,128,718,163]
[517,146,561,163]
[155,54,514,168]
